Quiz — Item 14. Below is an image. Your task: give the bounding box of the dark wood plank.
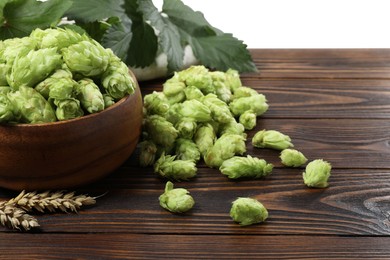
[2,168,389,235]
[244,79,390,119]
[0,234,389,259]
[248,49,390,79]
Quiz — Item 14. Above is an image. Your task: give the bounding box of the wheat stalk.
[0,190,99,231]
[0,201,39,231]
[7,190,97,213]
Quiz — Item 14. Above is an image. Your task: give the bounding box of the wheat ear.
[7,190,97,213]
[0,201,39,231]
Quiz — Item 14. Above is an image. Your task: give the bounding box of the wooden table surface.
[1,49,390,259]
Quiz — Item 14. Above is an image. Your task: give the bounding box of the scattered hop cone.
[62,40,110,77]
[230,197,268,226]
[7,86,56,123]
[252,129,294,150]
[7,48,62,89]
[204,133,246,168]
[303,159,331,188]
[239,110,257,130]
[143,115,178,148]
[159,181,195,213]
[154,153,197,181]
[175,138,201,162]
[194,123,216,157]
[76,78,105,114]
[101,52,135,99]
[280,149,308,167]
[139,140,158,167]
[229,94,269,117]
[220,155,273,179]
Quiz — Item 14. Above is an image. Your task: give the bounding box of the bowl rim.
[0,93,134,128]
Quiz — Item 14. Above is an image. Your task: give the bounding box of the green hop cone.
[62,40,110,77]
[280,149,308,167]
[139,140,158,167]
[219,118,246,138]
[232,86,258,100]
[7,48,62,90]
[204,133,246,168]
[229,94,269,117]
[175,138,201,162]
[175,118,197,139]
[171,100,212,123]
[103,94,115,108]
[0,93,17,123]
[178,65,214,94]
[143,91,170,116]
[1,36,38,65]
[144,115,178,148]
[54,98,84,121]
[30,28,90,50]
[183,85,204,100]
[163,77,186,97]
[194,123,216,157]
[225,68,242,93]
[7,86,56,123]
[239,110,257,130]
[0,63,8,85]
[220,155,273,179]
[230,197,268,226]
[101,52,135,99]
[0,86,11,95]
[201,94,233,124]
[35,76,74,100]
[252,129,294,150]
[210,71,232,103]
[159,181,195,213]
[303,159,332,188]
[154,153,197,181]
[76,79,105,114]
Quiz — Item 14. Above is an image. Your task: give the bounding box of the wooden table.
[1,49,390,259]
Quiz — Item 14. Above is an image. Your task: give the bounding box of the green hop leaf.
[0,0,73,40]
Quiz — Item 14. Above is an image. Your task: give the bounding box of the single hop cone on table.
[154,153,197,181]
[220,155,273,179]
[303,159,332,188]
[252,129,294,151]
[230,197,269,226]
[159,181,195,214]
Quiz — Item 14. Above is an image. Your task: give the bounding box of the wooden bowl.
[0,72,143,191]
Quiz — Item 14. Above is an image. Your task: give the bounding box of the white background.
[154,0,390,48]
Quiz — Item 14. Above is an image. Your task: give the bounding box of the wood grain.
[0,49,389,258]
[0,234,389,259]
